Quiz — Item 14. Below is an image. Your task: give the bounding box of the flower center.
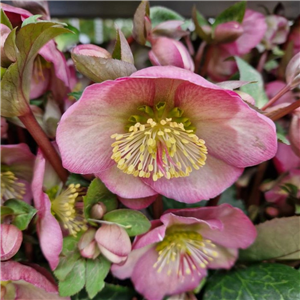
[153,231,218,276]
[111,103,207,181]
[48,183,88,236]
[0,171,26,202]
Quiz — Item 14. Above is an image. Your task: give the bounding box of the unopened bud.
[91,202,106,219]
[78,228,96,251]
[72,44,112,59]
[265,206,279,217]
[80,240,100,259]
[286,53,300,89]
[214,21,244,43]
[1,224,23,261]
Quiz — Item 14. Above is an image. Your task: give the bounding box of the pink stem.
[262,84,291,111]
[256,51,268,73]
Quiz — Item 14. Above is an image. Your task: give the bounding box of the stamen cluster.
[1,171,26,201]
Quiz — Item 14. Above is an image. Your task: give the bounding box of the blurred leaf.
[72,53,136,83]
[66,173,90,187]
[58,258,86,297]
[4,199,37,230]
[94,283,136,300]
[212,1,246,29]
[192,7,212,42]
[1,9,13,30]
[103,209,151,237]
[1,67,6,79]
[21,15,42,27]
[4,28,17,62]
[112,28,134,64]
[203,263,300,300]
[1,206,14,218]
[150,6,184,28]
[85,256,111,298]
[55,23,78,52]
[83,178,118,221]
[132,0,150,45]
[163,196,206,211]
[235,56,269,108]
[68,91,83,101]
[239,216,300,261]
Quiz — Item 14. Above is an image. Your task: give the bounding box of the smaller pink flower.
[286,17,300,56]
[112,204,256,300]
[262,15,290,50]
[0,261,69,299]
[0,224,22,261]
[1,144,35,204]
[78,228,100,259]
[265,80,295,106]
[274,143,300,174]
[149,37,194,71]
[95,224,131,264]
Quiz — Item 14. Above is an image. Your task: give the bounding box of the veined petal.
[143,155,243,203]
[57,79,155,174]
[132,247,206,300]
[96,165,157,199]
[174,82,277,168]
[207,246,238,269]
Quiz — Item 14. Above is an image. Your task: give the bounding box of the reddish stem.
[194,41,207,74]
[256,51,268,73]
[207,194,221,206]
[262,84,291,111]
[184,35,195,56]
[19,110,68,182]
[266,99,300,121]
[152,194,164,219]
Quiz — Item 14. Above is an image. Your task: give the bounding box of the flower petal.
[118,194,158,209]
[131,247,206,300]
[57,79,155,174]
[0,224,22,261]
[143,155,243,203]
[207,246,238,269]
[174,81,277,167]
[96,165,157,198]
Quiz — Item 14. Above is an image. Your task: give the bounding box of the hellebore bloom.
[57,66,277,203]
[1,144,35,203]
[1,261,69,299]
[78,228,100,259]
[0,224,22,261]
[149,37,195,71]
[111,204,256,300]
[31,148,87,269]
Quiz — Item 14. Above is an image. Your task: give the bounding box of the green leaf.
[163,196,206,211]
[235,56,269,108]
[68,91,83,101]
[150,6,184,28]
[103,209,151,237]
[55,23,79,52]
[218,185,247,214]
[203,263,300,300]
[55,250,81,281]
[66,173,90,187]
[83,178,118,220]
[4,199,37,230]
[1,67,6,79]
[1,9,13,30]
[58,258,86,297]
[276,122,290,145]
[21,15,42,27]
[212,1,246,30]
[239,216,300,261]
[192,7,212,42]
[1,22,72,117]
[4,28,17,62]
[112,29,134,64]
[93,283,136,300]
[85,256,111,298]
[132,0,150,46]
[1,206,14,218]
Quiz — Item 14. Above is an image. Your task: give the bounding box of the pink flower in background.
[262,15,290,50]
[149,37,195,71]
[0,261,69,299]
[111,204,256,300]
[207,9,267,81]
[265,80,295,106]
[57,66,277,203]
[0,224,22,261]
[286,17,300,56]
[1,144,35,204]
[31,148,87,270]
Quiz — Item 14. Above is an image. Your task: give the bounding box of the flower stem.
[262,84,291,111]
[194,41,207,74]
[266,99,300,121]
[152,194,164,219]
[19,110,68,182]
[256,51,268,73]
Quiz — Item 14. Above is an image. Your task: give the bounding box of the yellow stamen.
[1,171,26,201]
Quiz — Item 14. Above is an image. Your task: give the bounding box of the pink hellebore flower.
[111,204,256,300]
[149,37,195,71]
[207,9,267,81]
[57,66,277,203]
[31,148,87,270]
[1,144,35,204]
[0,224,22,261]
[286,17,300,56]
[0,261,69,299]
[262,15,290,50]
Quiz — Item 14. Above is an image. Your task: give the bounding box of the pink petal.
[143,155,243,203]
[273,143,300,173]
[57,78,155,174]
[131,247,206,300]
[171,204,256,249]
[0,224,22,261]
[289,113,300,157]
[174,81,277,167]
[96,165,157,199]
[72,44,111,58]
[1,3,32,27]
[118,194,158,209]
[111,245,152,279]
[207,246,238,269]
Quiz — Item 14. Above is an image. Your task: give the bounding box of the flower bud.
[80,240,100,259]
[214,21,244,43]
[78,228,96,256]
[286,53,300,89]
[90,202,106,219]
[95,224,131,264]
[1,224,23,261]
[72,44,112,59]
[149,37,194,71]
